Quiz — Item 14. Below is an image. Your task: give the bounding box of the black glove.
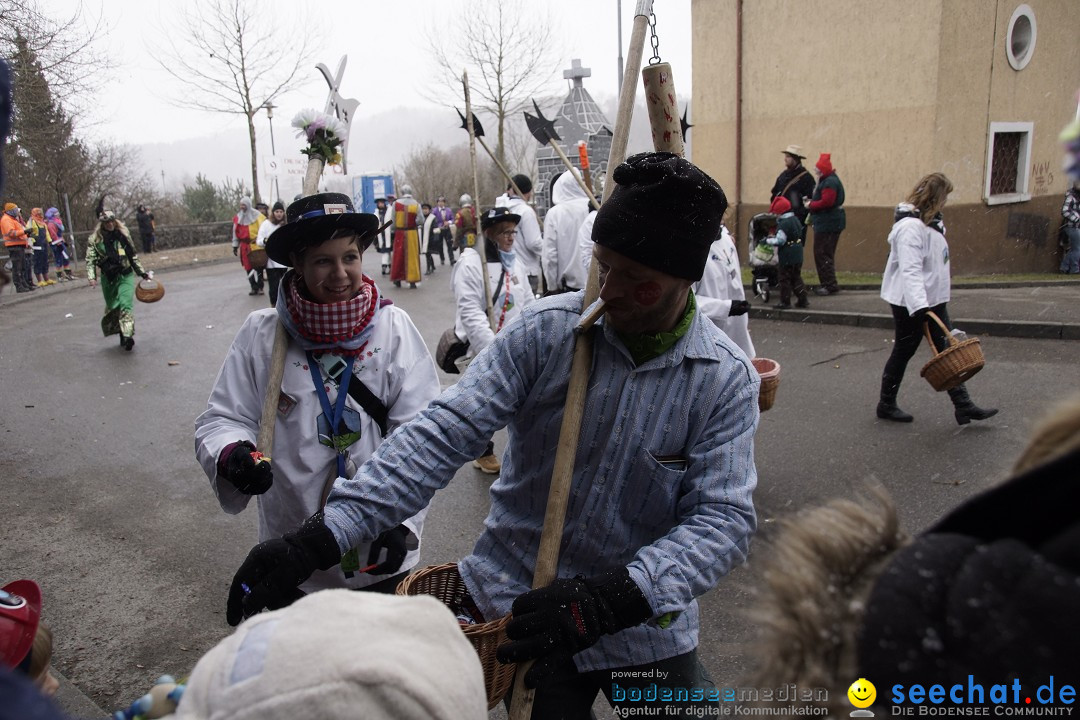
[219,441,273,495]
[141,273,150,280]
[728,300,751,316]
[227,511,341,625]
[366,524,412,575]
[912,307,930,323]
[232,245,238,256]
[496,568,652,688]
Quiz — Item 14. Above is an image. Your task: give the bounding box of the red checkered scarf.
[283,272,378,357]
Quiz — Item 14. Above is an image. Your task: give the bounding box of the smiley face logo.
[848,678,876,709]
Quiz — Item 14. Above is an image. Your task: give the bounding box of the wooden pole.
[506,2,654,718]
[545,140,601,211]
[577,142,593,199]
[476,135,525,199]
[642,62,684,155]
[256,323,289,457]
[464,71,495,331]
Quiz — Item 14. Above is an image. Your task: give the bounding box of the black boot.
[877,374,913,422]
[948,385,998,425]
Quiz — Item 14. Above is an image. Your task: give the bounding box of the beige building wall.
[692,0,1080,274]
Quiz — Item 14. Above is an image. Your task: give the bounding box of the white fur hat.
[170,590,487,720]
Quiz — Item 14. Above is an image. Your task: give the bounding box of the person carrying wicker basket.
[85,203,150,352]
[226,153,760,717]
[877,173,997,425]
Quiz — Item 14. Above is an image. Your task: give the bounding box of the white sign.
[264,155,282,178]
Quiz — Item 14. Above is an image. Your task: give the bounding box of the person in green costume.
[85,203,149,351]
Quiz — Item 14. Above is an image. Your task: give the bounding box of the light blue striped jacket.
[325,291,759,670]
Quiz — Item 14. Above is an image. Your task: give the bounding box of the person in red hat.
[767,196,810,309]
[805,153,846,295]
[1,579,58,697]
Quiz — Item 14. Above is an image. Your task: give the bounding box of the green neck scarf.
[616,292,696,365]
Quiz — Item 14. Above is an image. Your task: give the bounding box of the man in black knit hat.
[228,152,760,718]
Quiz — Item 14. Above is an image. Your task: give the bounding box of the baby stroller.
[747,212,780,303]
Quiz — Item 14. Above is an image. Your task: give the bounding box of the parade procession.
[2,1,1080,719]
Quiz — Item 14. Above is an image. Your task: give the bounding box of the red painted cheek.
[633,281,662,306]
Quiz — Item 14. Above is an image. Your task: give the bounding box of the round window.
[1006,4,1036,71]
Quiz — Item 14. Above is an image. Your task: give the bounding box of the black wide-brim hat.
[480,205,521,230]
[265,192,389,267]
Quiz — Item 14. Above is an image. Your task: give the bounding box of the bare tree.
[153,0,314,204]
[428,0,565,167]
[395,142,503,210]
[0,0,106,118]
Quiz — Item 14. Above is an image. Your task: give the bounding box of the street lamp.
[262,101,279,202]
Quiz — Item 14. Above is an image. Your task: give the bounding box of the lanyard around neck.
[306,351,355,479]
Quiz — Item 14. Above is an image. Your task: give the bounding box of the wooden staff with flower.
[292,109,346,195]
[256,109,349,462]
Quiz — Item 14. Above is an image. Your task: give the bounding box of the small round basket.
[919,311,985,391]
[752,357,781,412]
[248,246,269,271]
[397,563,514,709]
[135,277,164,303]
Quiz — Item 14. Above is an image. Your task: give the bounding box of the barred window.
[985,122,1033,205]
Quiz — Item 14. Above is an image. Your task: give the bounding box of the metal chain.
[648,11,662,65]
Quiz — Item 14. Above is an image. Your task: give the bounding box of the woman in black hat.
[450,205,535,474]
[196,193,443,596]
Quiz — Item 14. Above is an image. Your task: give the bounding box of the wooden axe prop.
[507,1,656,717]
[456,108,526,201]
[523,100,601,211]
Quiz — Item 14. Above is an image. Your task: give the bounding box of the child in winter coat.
[43,208,74,281]
[767,196,809,309]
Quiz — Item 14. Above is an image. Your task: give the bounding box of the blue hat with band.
[265,192,389,266]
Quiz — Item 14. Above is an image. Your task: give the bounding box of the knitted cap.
[171,590,487,720]
[592,152,727,281]
[3,203,16,213]
[815,153,833,175]
[769,196,792,215]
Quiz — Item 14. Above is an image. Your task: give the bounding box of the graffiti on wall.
[1031,159,1056,194]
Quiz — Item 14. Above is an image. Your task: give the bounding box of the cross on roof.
[563,58,591,88]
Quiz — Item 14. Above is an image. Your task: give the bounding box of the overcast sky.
[40,0,693,193]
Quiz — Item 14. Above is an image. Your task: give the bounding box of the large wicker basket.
[919,311,984,391]
[134,277,164,303]
[752,357,781,412]
[397,563,514,710]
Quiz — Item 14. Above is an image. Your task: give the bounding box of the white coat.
[452,246,534,356]
[420,211,435,254]
[880,213,951,314]
[254,218,286,269]
[195,305,441,592]
[694,226,755,360]
[380,204,394,265]
[577,210,598,279]
[494,192,542,279]
[541,171,590,291]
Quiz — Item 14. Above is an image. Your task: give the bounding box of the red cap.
[770,196,792,215]
[815,153,833,175]
[0,580,42,669]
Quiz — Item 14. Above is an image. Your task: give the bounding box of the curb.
[52,665,107,718]
[0,257,235,308]
[744,279,1080,293]
[748,307,1080,341]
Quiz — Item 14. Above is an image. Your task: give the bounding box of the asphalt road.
[1,260,1077,716]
